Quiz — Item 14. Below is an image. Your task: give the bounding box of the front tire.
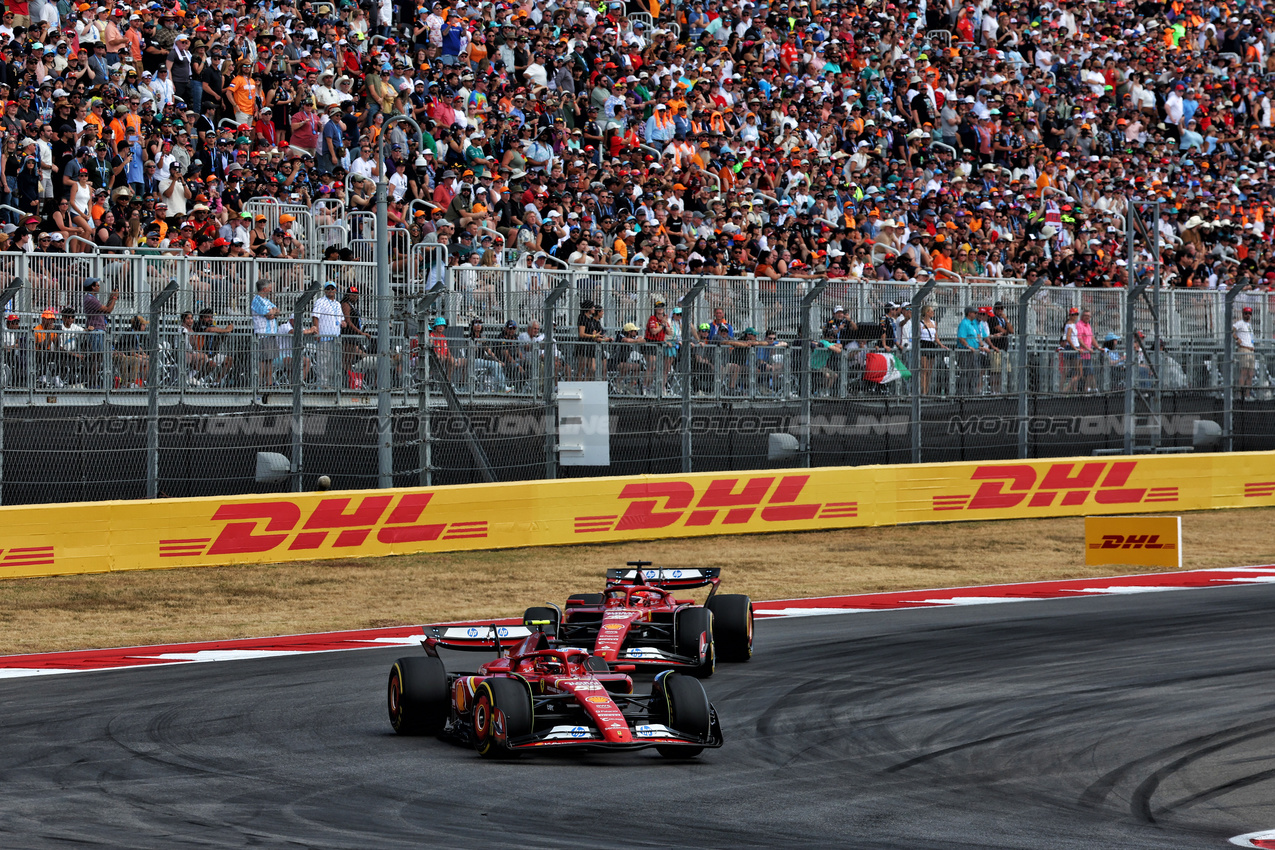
[388,656,448,736]
[472,676,534,758]
[675,607,715,678]
[705,594,753,662]
[653,672,711,758]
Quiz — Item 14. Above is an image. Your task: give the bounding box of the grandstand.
[0,0,1273,502]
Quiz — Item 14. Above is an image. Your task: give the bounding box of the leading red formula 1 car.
[387,620,723,759]
[523,562,754,678]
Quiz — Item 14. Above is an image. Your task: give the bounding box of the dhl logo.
[573,475,856,533]
[1088,534,1176,551]
[1245,481,1275,498]
[159,494,486,558]
[931,461,1178,512]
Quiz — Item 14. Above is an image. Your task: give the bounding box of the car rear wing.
[606,563,721,591]
[422,623,533,655]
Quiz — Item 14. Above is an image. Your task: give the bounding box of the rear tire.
[388,656,448,736]
[472,676,534,758]
[705,594,753,662]
[653,672,711,758]
[675,607,715,679]
[522,605,559,638]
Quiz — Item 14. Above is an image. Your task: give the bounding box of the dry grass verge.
[3,507,1274,655]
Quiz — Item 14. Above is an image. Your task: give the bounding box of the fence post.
[1223,283,1252,452]
[146,279,180,500]
[415,289,445,487]
[429,346,496,482]
[376,115,425,490]
[542,280,572,480]
[0,277,23,506]
[678,278,708,473]
[1016,279,1046,459]
[798,280,829,468]
[909,279,938,464]
[291,280,323,492]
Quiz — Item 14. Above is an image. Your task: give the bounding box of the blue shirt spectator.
[708,311,734,341]
[957,309,985,350]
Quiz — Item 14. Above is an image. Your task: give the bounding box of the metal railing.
[1,268,1270,506]
[3,275,1266,402]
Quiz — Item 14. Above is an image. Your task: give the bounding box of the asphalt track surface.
[3,585,1275,848]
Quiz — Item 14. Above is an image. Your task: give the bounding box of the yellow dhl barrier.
[1,451,1273,579]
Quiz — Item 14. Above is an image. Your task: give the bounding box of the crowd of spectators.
[0,0,1273,299]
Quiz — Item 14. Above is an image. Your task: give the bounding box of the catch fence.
[1,256,1273,505]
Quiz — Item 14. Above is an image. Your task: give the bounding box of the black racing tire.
[387,656,448,736]
[566,593,605,606]
[472,676,534,759]
[675,606,715,679]
[654,672,711,758]
[705,594,753,662]
[522,605,560,638]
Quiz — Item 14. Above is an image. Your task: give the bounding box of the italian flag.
[864,352,912,384]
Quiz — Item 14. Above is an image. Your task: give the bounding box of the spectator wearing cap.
[523,131,553,175]
[261,227,286,259]
[644,299,675,388]
[251,279,280,388]
[287,99,321,160]
[81,276,115,380]
[3,311,27,384]
[166,33,197,115]
[433,169,459,212]
[720,326,763,393]
[223,62,258,126]
[149,65,175,109]
[987,302,1013,392]
[826,305,857,346]
[492,319,526,390]
[316,104,346,175]
[1234,306,1256,399]
[575,298,609,377]
[879,303,901,351]
[956,305,990,394]
[310,283,344,388]
[158,159,190,219]
[312,70,341,110]
[246,214,270,256]
[339,285,373,388]
[610,321,646,391]
[465,318,508,391]
[15,137,41,215]
[102,10,127,67]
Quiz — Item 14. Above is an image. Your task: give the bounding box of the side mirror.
[613,664,636,673]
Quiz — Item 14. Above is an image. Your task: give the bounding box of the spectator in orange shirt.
[225,63,259,125]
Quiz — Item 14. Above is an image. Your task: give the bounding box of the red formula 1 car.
[523,562,754,678]
[386,620,723,759]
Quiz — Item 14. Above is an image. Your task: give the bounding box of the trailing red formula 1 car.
[522,562,754,678]
[387,620,723,758]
